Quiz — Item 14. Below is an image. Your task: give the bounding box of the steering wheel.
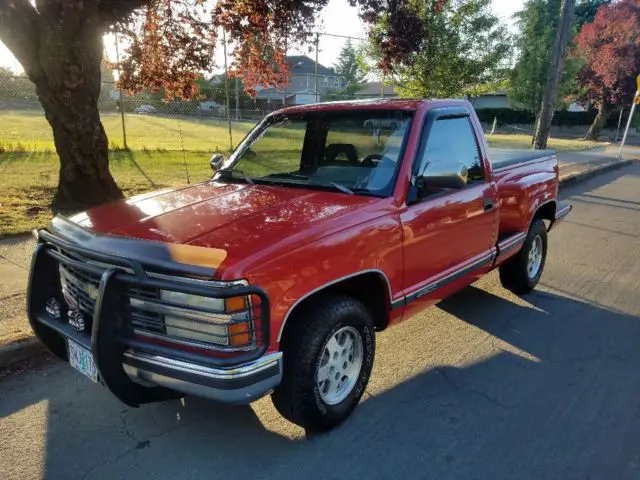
[361,154,384,167]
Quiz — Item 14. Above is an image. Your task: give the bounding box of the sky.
[0,0,525,74]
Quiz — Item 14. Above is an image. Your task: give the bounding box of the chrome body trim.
[403,251,494,305]
[134,329,257,353]
[277,269,394,342]
[123,351,283,404]
[496,232,527,258]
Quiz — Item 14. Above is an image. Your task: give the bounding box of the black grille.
[59,263,101,317]
[58,262,158,323]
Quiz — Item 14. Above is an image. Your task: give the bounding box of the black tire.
[499,218,548,295]
[272,294,375,432]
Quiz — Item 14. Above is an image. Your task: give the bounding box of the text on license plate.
[68,340,98,383]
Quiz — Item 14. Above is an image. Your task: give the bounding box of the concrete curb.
[0,336,47,370]
[1,158,638,371]
[559,158,639,188]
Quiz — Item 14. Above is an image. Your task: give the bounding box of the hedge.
[475,108,621,129]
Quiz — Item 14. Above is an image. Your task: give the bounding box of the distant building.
[469,90,511,110]
[470,90,588,113]
[353,82,398,99]
[250,56,346,107]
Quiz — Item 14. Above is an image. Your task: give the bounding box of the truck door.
[399,107,498,314]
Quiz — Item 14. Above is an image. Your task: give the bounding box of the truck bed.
[488,148,556,170]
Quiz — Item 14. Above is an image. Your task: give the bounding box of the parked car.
[27,99,571,432]
[135,104,157,114]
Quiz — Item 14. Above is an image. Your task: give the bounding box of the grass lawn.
[1,150,216,237]
[0,111,606,237]
[486,134,602,151]
[0,111,255,152]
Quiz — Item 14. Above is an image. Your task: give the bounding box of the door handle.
[483,198,494,211]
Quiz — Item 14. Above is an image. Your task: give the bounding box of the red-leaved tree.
[573,0,640,141]
[0,0,427,212]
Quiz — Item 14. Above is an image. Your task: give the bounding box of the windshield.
[216,109,414,197]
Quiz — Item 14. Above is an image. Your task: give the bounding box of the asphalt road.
[2,165,640,480]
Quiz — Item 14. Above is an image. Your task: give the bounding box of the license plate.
[68,340,98,383]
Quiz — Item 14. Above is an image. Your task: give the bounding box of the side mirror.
[417,162,468,192]
[210,154,225,172]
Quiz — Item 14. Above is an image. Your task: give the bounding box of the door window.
[416,116,484,185]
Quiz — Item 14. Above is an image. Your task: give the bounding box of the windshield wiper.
[262,172,354,195]
[216,168,255,185]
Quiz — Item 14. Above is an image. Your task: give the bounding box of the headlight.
[158,290,251,348]
[160,290,225,313]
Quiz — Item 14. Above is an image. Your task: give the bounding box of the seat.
[324,143,359,165]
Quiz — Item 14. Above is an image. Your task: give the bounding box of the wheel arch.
[530,199,557,231]
[277,270,392,344]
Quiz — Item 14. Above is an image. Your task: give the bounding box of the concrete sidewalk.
[1,145,639,364]
[0,236,34,349]
[555,144,640,178]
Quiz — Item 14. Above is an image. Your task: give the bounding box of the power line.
[314,32,366,41]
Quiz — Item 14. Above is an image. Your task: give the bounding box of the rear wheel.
[272,294,375,432]
[499,218,548,294]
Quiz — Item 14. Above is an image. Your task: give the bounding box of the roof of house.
[479,89,508,97]
[287,55,336,77]
[354,82,397,96]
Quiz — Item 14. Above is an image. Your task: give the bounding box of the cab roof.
[277,98,470,115]
[279,98,426,115]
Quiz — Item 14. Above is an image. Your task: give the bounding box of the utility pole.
[532,0,576,150]
[222,29,233,152]
[235,77,240,121]
[314,33,320,103]
[114,33,128,150]
[283,37,288,108]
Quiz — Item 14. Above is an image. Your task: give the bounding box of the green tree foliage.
[195,75,251,106]
[574,0,612,28]
[377,0,511,98]
[510,0,610,115]
[333,40,367,85]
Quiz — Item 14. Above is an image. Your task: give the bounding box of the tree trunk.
[37,81,122,212]
[584,107,610,142]
[39,16,123,212]
[0,2,123,213]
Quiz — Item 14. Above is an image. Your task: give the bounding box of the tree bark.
[0,0,129,212]
[584,106,610,142]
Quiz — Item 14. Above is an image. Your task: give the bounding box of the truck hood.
[69,181,378,275]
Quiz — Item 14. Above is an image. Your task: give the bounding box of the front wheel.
[499,218,548,294]
[272,294,375,432]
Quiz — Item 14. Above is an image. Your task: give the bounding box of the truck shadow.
[3,285,640,480]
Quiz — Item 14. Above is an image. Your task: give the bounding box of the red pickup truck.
[27,99,571,432]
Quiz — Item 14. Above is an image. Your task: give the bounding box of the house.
[469,90,587,112]
[353,82,398,99]
[252,55,346,107]
[469,90,511,109]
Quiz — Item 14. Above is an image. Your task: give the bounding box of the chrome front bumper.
[123,351,283,405]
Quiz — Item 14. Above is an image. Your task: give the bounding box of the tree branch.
[98,0,151,23]
[0,0,41,78]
